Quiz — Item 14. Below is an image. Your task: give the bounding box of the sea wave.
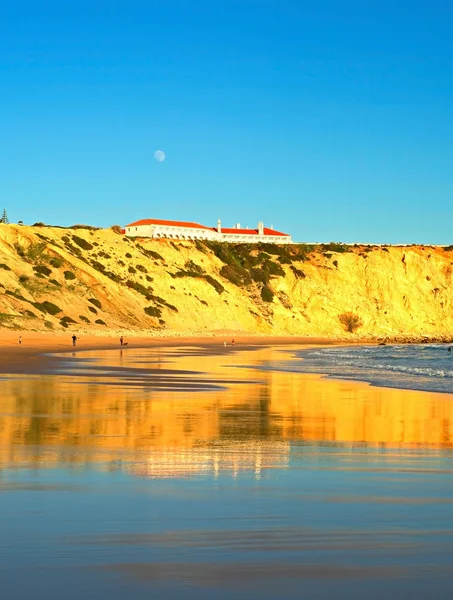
[264,344,453,394]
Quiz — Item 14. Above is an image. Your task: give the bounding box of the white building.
[124,218,292,244]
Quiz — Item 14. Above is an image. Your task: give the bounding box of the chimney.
[217,219,221,233]
[236,223,241,229]
[258,221,264,235]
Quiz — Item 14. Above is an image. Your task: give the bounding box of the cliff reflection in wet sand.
[2,346,453,472]
[2,346,453,600]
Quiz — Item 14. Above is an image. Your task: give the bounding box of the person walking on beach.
[19,336,22,345]
[120,336,124,346]
[72,334,77,347]
[232,338,235,346]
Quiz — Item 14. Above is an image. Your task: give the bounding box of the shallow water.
[1,345,453,599]
[268,344,453,394]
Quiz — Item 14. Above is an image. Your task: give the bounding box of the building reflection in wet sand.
[1,346,453,476]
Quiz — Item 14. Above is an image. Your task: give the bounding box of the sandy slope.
[1,223,453,340]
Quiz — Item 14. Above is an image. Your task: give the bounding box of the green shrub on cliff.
[33,265,52,277]
[33,301,62,316]
[144,305,162,318]
[126,280,150,296]
[72,235,93,251]
[88,298,102,309]
[261,285,274,302]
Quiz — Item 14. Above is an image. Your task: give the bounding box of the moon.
[153,150,166,162]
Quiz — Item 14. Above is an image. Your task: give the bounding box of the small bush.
[88,306,98,314]
[204,275,225,294]
[90,260,106,273]
[49,279,61,287]
[64,270,76,280]
[136,264,147,273]
[32,222,46,227]
[219,264,251,287]
[70,224,100,231]
[266,260,285,277]
[147,294,178,312]
[88,298,102,309]
[33,301,62,316]
[136,244,164,260]
[23,309,37,318]
[71,235,93,251]
[144,306,162,318]
[172,260,205,278]
[5,290,28,301]
[60,316,77,324]
[49,257,64,268]
[261,286,274,302]
[0,263,11,270]
[126,280,150,296]
[33,265,52,277]
[128,266,136,274]
[320,242,350,253]
[118,260,125,267]
[338,312,363,333]
[95,319,106,325]
[111,225,122,234]
[290,265,306,279]
[146,275,154,282]
[79,315,90,323]
[14,243,26,257]
[19,275,29,284]
[250,267,270,285]
[125,252,132,258]
[60,316,77,328]
[35,233,50,242]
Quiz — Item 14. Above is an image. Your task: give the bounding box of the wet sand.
[2,343,453,599]
[0,329,335,374]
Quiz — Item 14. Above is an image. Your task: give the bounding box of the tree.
[0,208,9,224]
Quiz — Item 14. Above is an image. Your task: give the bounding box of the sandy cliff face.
[0,223,452,339]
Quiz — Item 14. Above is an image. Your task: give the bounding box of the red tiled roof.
[126,218,212,231]
[125,218,290,237]
[214,227,290,237]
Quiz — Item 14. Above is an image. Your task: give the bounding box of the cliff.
[0,223,452,340]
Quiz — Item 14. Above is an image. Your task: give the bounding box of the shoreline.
[0,330,338,374]
[1,330,452,398]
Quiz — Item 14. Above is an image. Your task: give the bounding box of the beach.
[2,336,453,599]
[0,329,335,373]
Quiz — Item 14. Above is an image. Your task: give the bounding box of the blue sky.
[1,1,453,243]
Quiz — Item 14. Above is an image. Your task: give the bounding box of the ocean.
[264,344,453,394]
